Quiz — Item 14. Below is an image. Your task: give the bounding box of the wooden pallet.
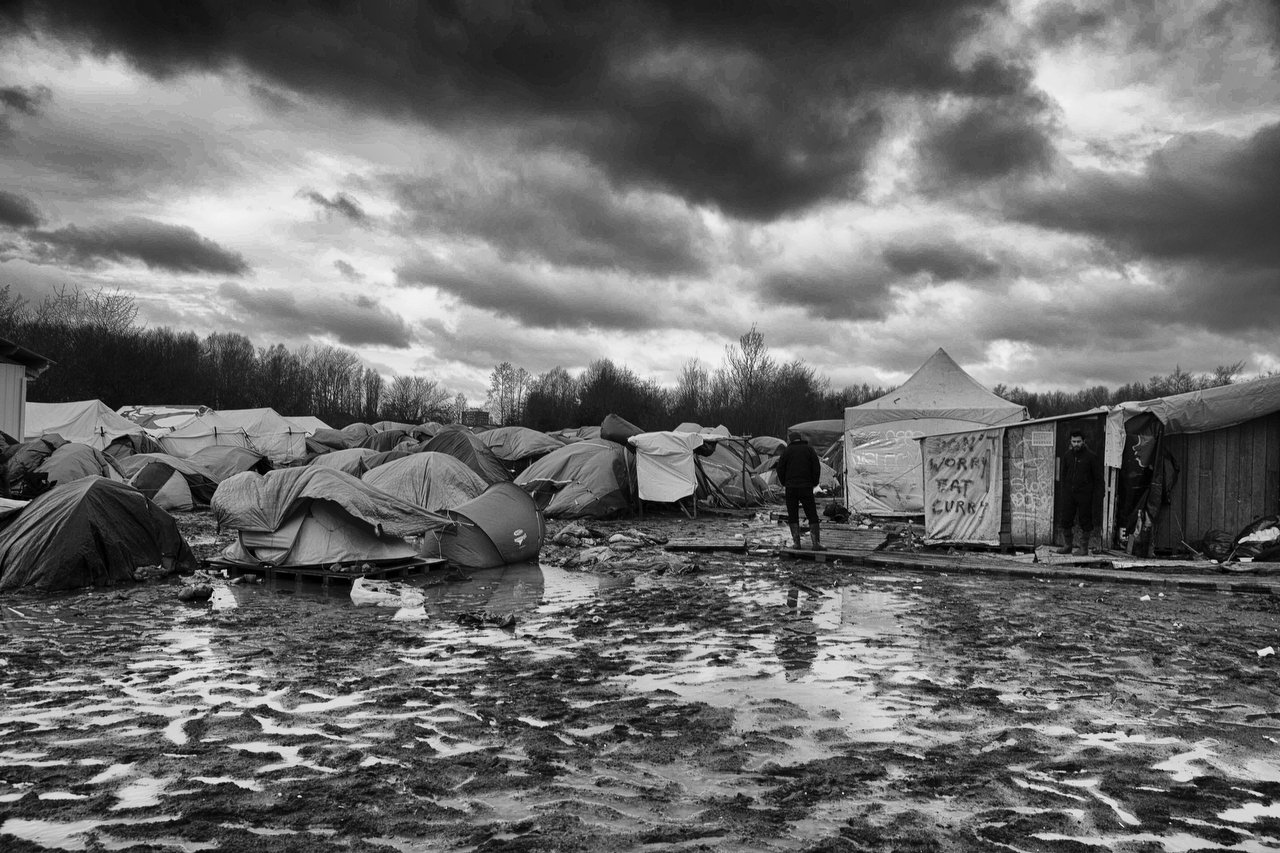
[212,557,447,589]
[664,538,750,553]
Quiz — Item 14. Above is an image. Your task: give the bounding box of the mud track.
[2,510,1279,851]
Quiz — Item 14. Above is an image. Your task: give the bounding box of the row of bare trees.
[2,285,1255,435]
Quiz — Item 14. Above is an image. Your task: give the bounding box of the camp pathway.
[0,546,1278,851]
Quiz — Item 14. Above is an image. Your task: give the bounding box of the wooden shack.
[1115,376,1280,555]
[918,410,1117,549]
[0,337,54,441]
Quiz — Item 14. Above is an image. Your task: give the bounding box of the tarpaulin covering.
[1112,373,1280,435]
[786,419,844,453]
[309,447,381,476]
[515,438,634,518]
[921,429,1003,545]
[184,445,270,482]
[0,476,195,591]
[844,349,1026,515]
[37,443,127,488]
[361,452,487,512]
[479,426,564,462]
[628,431,704,503]
[441,482,544,569]
[25,400,144,449]
[212,465,451,538]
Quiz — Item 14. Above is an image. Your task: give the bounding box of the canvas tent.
[212,466,453,567]
[285,415,331,435]
[844,348,1027,516]
[161,408,306,465]
[361,452,487,512]
[515,438,635,518]
[26,400,146,450]
[439,482,545,569]
[0,476,196,592]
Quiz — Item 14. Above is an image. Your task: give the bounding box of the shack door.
[1006,423,1056,545]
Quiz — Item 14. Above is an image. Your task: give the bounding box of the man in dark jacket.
[1056,429,1102,555]
[776,431,825,551]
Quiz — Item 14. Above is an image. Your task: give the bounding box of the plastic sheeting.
[479,426,564,462]
[0,476,195,592]
[1112,373,1280,435]
[310,447,381,476]
[36,443,127,488]
[421,425,512,484]
[628,431,704,503]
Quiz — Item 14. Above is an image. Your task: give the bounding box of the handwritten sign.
[922,429,1003,544]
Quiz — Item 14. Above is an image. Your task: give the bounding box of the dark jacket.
[1061,446,1101,494]
[776,438,821,489]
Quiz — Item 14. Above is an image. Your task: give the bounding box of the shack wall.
[1155,412,1280,552]
[0,362,26,441]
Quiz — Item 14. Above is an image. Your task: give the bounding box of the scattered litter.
[1139,595,1151,601]
[177,584,213,603]
[210,587,238,611]
[350,578,425,608]
[1259,647,1275,658]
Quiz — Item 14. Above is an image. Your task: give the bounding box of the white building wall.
[0,362,27,440]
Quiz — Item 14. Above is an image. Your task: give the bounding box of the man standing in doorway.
[776,431,825,551]
[1056,429,1102,556]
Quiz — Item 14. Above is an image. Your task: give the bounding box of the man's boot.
[810,523,826,552]
[1054,528,1073,555]
[1074,528,1090,557]
[788,524,803,550]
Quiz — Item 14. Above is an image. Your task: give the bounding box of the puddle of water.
[0,815,185,851]
[192,775,264,791]
[111,775,173,810]
[1220,800,1280,824]
[229,741,339,774]
[1034,830,1276,852]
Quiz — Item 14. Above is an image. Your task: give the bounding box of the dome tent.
[36,443,128,488]
[843,348,1027,515]
[0,476,196,592]
[117,453,218,512]
[439,482,545,569]
[421,424,512,485]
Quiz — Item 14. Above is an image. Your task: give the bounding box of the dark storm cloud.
[756,264,896,322]
[218,282,411,348]
[883,241,1001,281]
[28,218,249,274]
[396,254,688,332]
[302,190,368,225]
[1,0,1031,220]
[0,190,41,229]
[918,101,1056,185]
[1011,123,1280,267]
[392,165,708,276]
[333,259,363,282]
[0,84,51,115]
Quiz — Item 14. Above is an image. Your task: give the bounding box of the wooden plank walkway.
[779,547,1280,595]
[665,538,750,553]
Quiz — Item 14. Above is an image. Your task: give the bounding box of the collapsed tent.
[361,452,487,512]
[844,348,1027,515]
[695,439,768,507]
[37,443,128,488]
[515,438,635,518]
[0,476,196,592]
[421,425,512,484]
[117,453,218,511]
[478,426,563,473]
[2,436,66,496]
[212,466,452,567]
[25,400,147,450]
[439,482,545,569]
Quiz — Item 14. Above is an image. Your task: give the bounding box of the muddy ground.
[1,509,1279,852]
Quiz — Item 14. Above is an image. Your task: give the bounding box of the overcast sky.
[2,0,1278,400]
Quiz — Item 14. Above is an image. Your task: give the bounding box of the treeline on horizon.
[0,285,1252,438]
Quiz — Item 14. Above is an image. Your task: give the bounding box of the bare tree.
[35,284,138,332]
